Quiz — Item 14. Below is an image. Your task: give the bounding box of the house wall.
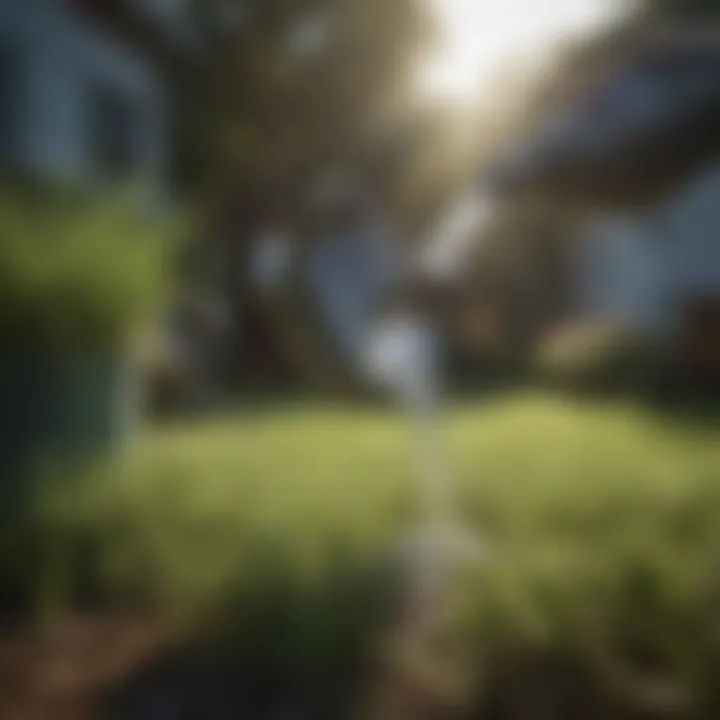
[0,0,165,192]
[576,163,720,339]
[305,221,399,364]
[663,166,720,298]
[575,214,670,334]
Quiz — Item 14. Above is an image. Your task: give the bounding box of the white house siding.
[576,163,720,339]
[0,0,166,192]
[576,214,670,335]
[662,166,720,299]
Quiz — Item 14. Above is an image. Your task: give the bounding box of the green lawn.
[21,394,720,715]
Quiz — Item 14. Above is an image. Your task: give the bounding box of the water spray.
[365,184,496,559]
[361,186,498,717]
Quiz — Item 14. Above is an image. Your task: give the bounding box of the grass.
[10,393,720,716]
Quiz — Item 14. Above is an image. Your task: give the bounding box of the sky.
[420,0,634,100]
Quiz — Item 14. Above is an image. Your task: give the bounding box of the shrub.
[0,189,175,351]
[536,323,663,394]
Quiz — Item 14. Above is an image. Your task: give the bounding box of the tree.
[182,0,433,209]
[174,0,436,388]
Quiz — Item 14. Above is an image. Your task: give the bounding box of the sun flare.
[420,0,631,100]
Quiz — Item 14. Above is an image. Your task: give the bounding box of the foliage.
[173,0,443,386]
[8,397,720,714]
[537,323,662,394]
[452,396,720,716]
[0,190,176,350]
[182,0,434,209]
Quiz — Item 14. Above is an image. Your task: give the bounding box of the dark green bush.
[5,399,720,716]
[0,190,175,350]
[536,323,663,395]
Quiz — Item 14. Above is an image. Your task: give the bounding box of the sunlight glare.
[421,0,630,100]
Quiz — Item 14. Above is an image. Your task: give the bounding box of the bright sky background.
[420,0,633,100]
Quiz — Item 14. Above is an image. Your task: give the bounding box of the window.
[88,84,140,180]
[0,40,22,160]
[130,0,188,23]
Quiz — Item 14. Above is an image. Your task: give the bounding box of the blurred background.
[3,0,720,718]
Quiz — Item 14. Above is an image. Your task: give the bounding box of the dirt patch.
[0,615,168,720]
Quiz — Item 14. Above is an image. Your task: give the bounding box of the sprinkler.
[362,27,720,715]
[361,189,497,718]
[364,182,498,558]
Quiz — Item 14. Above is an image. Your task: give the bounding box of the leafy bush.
[0,189,175,350]
[537,323,662,394]
[6,399,720,715]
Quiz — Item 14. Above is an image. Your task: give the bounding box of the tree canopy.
[180,0,435,227]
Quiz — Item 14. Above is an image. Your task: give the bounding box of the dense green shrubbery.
[0,190,174,350]
[8,398,720,716]
[537,323,663,395]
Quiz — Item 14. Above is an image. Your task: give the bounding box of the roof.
[489,27,720,210]
[70,0,196,73]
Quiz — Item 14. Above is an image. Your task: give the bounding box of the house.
[488,30,720,370]
[0,0,194,194]
[0,0,210,418]
[576,164,720,363]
